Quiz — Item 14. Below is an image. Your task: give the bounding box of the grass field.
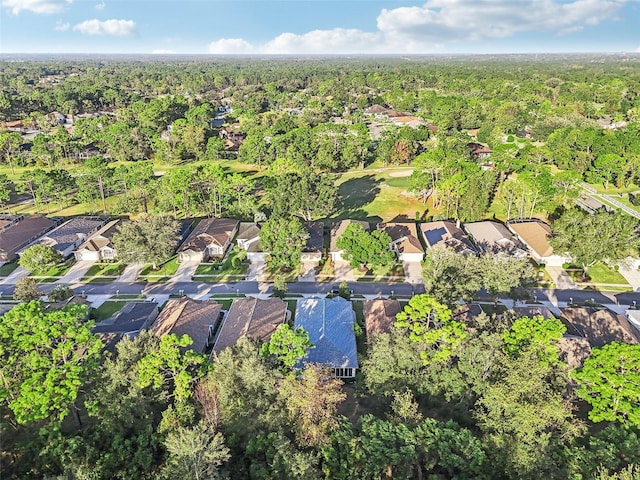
[0,262,19,277]
[85,263,126,277]
[91,301,126,322]
[140,257,179,277]
[334,169,428,222]
[586,262,629,285]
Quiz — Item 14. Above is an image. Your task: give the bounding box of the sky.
[1,0,639,55]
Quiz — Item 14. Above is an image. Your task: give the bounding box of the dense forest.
[2,55,640,479]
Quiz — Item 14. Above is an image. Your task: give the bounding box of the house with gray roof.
[31,216,107,258]
[0,215,59,262]
[420,220,477,255]
[236,222,266,262]
[294,296,358,378]
[212,297,287,356]
[92,301,159,338]
[74,219,126,262]
[302,221,324,262]
[151,297,224,353]
[463,220,527,257]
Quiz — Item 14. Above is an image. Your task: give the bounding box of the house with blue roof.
[294,296,358,378]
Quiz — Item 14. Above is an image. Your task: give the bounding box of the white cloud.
[208,38,254,54]
[151,49,176,54]
[376,0,626,44]
[263,28,383,54]
[94,0,105,10]
[73,18,136,36]
[207,0,629,54]
[2,0,71,15]
[54,19,69,31]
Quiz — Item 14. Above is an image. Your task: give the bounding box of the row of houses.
[0,213,566,271]
[90,289,640,378]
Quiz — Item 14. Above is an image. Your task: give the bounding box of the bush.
[48,284,74,302]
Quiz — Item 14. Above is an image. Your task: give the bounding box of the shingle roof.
[178,218,239,254]
[463,221,526,256]
[363,299,401,338]
[39,217,107,251]
[213,297,287,355]
[0,216,59,259]
[304,221,324,253]
[420,221,477,254]
[294,297,358,369]
[92,301,158,335]
[560,307,639,347]
[151,298,223,352]
[378,222,425,255]
[76,219,125,252]
[508,221,554,258]
[511,305,556,320]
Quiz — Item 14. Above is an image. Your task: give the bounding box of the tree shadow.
[336,175,382,219]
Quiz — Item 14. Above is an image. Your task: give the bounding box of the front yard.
[193,249,249,282]
[82,263,126,283]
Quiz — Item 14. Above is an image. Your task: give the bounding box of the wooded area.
[2,55,640,479]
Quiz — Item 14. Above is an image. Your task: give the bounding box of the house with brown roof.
[212,297,288,356]
[511,305,556,320]
[28,216,107,258]
[420,220,477,255]
[0,215,59,262]
[74,219,126,262]
[330,219,370,263]
[558,336,592,368]
[377,222,425,262]
[560,306,639,348]
[463,221,527,257]
[363,298,401,340]
[508,220,570,266]
[151,297,224,353]
[177,218,239,263]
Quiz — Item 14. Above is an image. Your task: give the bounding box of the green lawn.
[0,262,19,277]
[85,263,126,277]
[90,301,126,322]
[334,170,427,222]
[195,253,248,276]
[139,257,179,276]
[586,262,629,285]
[31,261,74,282]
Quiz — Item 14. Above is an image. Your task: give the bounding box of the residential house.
[0,215,59,262]
[463,221,527,257]
[363,298,401,339]
[508,220,570,266]
[212,297,287,356]
[236,222,266,262]
[560,307,639,347]
[420,220,477,255]
[558,336,592,368]
[302,221,324,263]
[151,297,224,353]
[0,215,23,232]
[452,303,484,323]
[330,219,369,263]
[294,296,358,378]
[30,216,107,258]
[377,222,425,262]
[177,218,239,263]
[92,301,159,338]
[467,142,493,160]
[74,219,126,262]
[576,196,611,214]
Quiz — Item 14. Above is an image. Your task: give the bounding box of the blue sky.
[1,0,639,54]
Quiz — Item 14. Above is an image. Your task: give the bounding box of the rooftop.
[92,301,158,335]
[213,297,287,355]
[363,298,401,338]
[420,220,477,254]
[508,220,554,258]
[561,306,639,347]
[294,296,358,369]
